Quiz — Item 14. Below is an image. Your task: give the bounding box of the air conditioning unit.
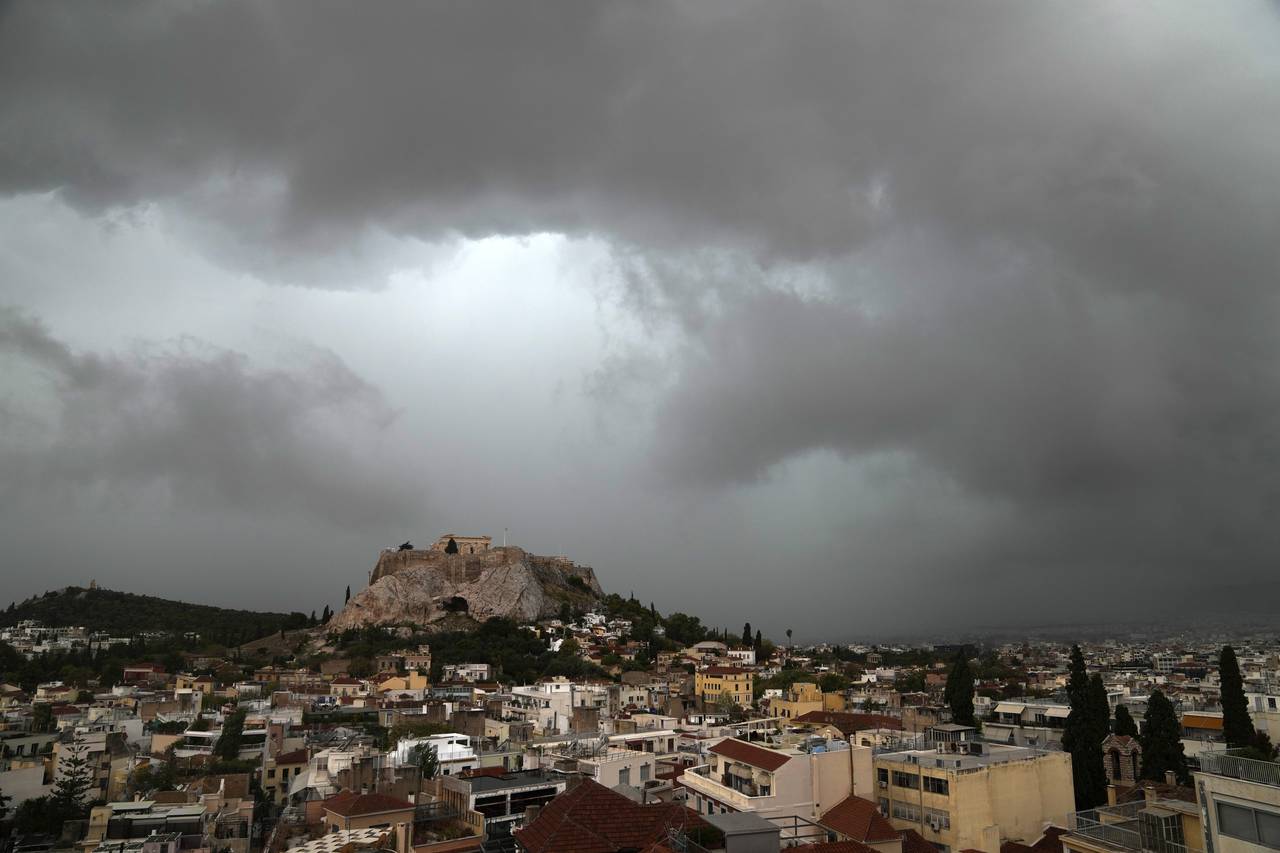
[878,780,888,788]
[929,819,941,832]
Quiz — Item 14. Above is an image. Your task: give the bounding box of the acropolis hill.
[327,534,604,632]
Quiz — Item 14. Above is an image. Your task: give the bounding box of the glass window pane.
[1218,803,1259,843]
[1256,809,1280,847]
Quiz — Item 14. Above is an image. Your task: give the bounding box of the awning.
[993,703,1025,714]
[1045,707,1070,719]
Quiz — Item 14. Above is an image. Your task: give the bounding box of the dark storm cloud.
[3,1,1280,628]
[0,308,416,528]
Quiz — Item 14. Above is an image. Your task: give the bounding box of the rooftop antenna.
[503,528,508,548]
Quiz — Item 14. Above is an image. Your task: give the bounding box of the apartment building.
[681,736,872,835]
[695,666,754,710]
[1195,750,1280,853]
[874,725,1074,853]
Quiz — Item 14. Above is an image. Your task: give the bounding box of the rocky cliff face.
[328,546,603,631]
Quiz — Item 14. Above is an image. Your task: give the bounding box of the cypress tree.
[743,623,752,648]
[1219,646,1255,749]
[1062,645,1107,809]
[345,585,351,604]
[755,629,763,652]
[944,651,976,727]
[1114,705,1139,738]
[215,708,247,761]
[1088,674,1111,737]
[1140,689,1189,784]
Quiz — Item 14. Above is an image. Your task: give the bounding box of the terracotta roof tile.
[323,791,414,817]
[821,795,900,842]
[708,738,790,772]
[513,779,707,853]
[794,711,904,734]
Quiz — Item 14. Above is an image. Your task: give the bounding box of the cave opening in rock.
[441,596,469,613]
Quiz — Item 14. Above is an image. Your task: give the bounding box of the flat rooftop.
[877,743,1055,771]
[462,770,565,794]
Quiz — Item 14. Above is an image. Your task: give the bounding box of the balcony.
[1197,750,1280,788]
[682,764,772,811]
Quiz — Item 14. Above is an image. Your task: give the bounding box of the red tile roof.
[794,711,904,734]
[821,795,900,842]
[323,790,415,817]
[708,738,791,772]
[274,749,308,765]
[513,779,708,853]
[901,829,937,853]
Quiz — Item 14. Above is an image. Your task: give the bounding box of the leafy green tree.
[1219,646,1255,749]
[1062,645,1107,809]
[0,782,11,821]
[944,652,976,726]
[31,703,54,733]
[1140,689,1188,785]
[215,708,246,761]
[1114,704,1139,738]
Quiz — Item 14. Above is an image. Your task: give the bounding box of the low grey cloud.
[2,1,1279,634]
[0,308,417,529]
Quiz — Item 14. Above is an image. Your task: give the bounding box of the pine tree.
[944,651,976,727]
[1140,689,1189,784]
[1219,646,1255,749]
[1114,705,1139,738]
[1062,645,1107,809]
[742,623,752,648]
[52,733,94,819]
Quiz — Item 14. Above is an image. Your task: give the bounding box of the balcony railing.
[1068,804,1202,853]
[1197,750,1280,788]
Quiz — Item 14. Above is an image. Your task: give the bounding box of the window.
[267,769,275,779]
[893,770,919,789]
[618,767,631,786]
[878,768,889,785]
[878,797,890,815]
[924,776,949,796]
[640,764,651,783]
[893,802,921,822]
[1216,802,1280,847]
[925,807,951,829]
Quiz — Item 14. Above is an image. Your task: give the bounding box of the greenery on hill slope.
[1,586,311,644]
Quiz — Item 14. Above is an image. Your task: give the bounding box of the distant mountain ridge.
[1,586,304,638]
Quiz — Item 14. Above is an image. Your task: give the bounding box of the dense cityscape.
[1,533,1278,853]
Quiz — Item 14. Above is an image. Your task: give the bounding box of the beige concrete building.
[682,736,873,838]
[1195,751,1280,853]
[874,725,1074,853]
[696,667,754,709]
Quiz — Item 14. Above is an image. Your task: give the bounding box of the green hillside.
[1,586,309,641]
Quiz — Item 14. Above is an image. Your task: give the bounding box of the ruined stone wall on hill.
[331,545,603,631]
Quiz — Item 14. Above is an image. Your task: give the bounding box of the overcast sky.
[3,2,1280,640]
